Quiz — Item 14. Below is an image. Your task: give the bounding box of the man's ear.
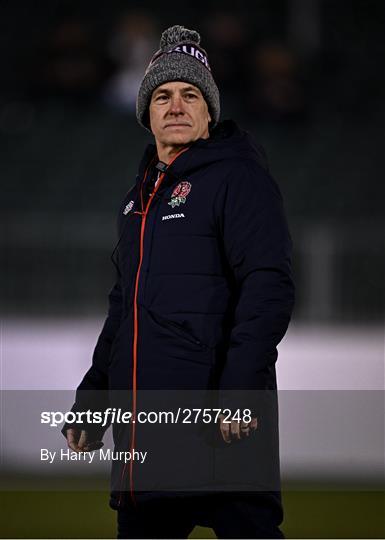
[208,111,212,124]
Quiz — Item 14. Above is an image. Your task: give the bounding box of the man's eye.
[156,95,168,101]
[186,93,197,99]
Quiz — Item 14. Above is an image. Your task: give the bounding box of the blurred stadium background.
[1,0,384,538]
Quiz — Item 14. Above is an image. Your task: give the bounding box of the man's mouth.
[164,123,191,128]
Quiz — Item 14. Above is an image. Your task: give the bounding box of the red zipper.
[118,147,189,507]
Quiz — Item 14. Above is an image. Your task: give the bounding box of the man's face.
[149,81,212,146]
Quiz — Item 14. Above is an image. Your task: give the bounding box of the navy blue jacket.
[65,119,295,507]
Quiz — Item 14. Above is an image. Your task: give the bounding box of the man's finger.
[240,420,250,437]
[219,414,231,443]
[66,428,81,452]
[78,430,89,449]
[230,421,241,440]
[250,417,258,431]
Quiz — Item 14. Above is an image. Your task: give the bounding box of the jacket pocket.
[145,308,210,352]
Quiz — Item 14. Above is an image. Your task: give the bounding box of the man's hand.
[219,415,258,444]
[66,428,104,452]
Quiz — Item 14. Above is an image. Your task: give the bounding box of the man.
[63,25,295,538]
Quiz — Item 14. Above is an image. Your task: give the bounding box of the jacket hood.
[136,119,269,187]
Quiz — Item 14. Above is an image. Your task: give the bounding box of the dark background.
[1,0,383,322]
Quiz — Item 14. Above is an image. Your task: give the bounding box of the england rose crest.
[168,181,192,208]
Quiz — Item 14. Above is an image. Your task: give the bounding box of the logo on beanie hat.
[148,44,211,72]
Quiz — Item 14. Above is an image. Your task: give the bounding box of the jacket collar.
[136,142,196,191]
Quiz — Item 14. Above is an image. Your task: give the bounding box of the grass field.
[1,481,384,539]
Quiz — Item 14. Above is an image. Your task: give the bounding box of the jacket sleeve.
[215,160,295,411]
[61,278,123,441]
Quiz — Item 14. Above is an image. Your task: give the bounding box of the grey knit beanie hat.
[136,24,220,131]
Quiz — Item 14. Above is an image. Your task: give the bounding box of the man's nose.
[169,95,184,114]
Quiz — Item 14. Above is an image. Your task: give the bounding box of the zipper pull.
[155,161,168,173]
